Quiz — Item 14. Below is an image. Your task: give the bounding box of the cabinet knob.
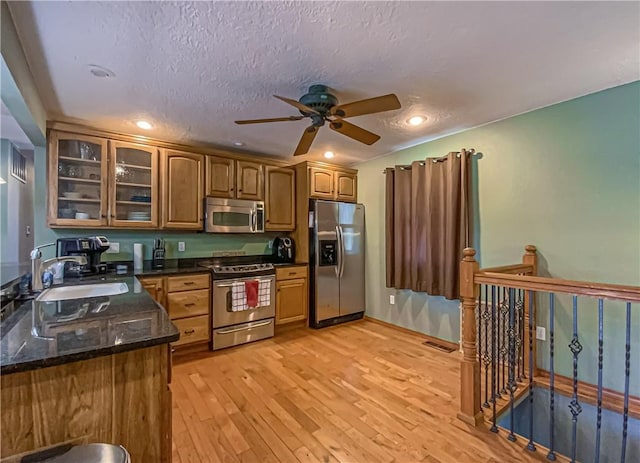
[238,189,243,192]
[101,214,107,219]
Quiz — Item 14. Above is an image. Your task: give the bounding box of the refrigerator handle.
[335,225,342,279]
[338,225,346,279]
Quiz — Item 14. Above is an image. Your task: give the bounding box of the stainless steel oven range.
[199,262,275,350]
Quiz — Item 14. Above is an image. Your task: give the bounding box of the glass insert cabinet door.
[49,132,109,226]
[109,141,159,227]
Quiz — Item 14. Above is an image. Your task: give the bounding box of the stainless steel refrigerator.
[309,200,365,328]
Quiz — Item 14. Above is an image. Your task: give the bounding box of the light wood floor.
[171,319,550,463]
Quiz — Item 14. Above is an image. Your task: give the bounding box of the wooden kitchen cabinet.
[335,170,357,202]
[109,141,159,228]
[236,160,264,200]
[206,157,264,200]
[139,273,211,350]
[206,155,235,198]
[48,131,161,229]
[139,276,165,307]
[309,166,335,199]
[161,149,205,229]
[275,266,308,325]
[265,166,295,231]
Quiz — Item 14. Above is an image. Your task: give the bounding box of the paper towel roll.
[133,243,144,270]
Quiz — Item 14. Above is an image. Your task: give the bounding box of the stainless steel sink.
[36,282,129,302]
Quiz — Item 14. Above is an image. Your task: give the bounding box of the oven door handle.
[251,210,257,232]
[216,279,272,288]
[216,319,272,334]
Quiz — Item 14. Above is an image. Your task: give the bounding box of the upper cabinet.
[48,132,109,227]
[265,167,295,231]
[309,167,335,199]
[206,156,235,198]
[236,161,263,200]
[161,150,204,229]
[335,171,357,202]
[109,141,159,228]
[206,157,263,200]
[48,131,159,228]
[297,162,358,203]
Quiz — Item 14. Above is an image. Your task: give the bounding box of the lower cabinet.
[139,273,211,349]
[275,265,308,325]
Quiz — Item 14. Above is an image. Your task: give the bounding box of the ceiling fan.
[234,85,401,156]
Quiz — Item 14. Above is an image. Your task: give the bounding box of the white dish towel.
[230,280,271,312]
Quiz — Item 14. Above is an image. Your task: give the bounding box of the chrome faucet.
[30,243,87,292]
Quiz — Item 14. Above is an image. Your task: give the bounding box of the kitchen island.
[0,275,179,463]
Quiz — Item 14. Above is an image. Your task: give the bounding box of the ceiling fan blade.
[294,125,319,156]
[235,116,304,124]
[330,93,401,118]
[330,120,380,145]
[273,95,321,116]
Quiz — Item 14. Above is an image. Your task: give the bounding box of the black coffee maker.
[273,237,295,263]
[57,236,110,277]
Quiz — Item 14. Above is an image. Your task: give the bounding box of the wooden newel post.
[522,245,538,376]
[458,248,483,426]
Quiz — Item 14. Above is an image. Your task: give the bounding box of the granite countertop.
[0,274,179,374]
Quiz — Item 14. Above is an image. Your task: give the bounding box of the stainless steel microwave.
[204,197,265,233]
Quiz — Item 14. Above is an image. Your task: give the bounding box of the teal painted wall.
[356,81,640,394]
[32,146,277,262]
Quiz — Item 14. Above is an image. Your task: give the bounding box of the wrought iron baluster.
[482,284,491,408]
[568,295,582,463]
[496,287,502,398]
[477,284,483,413]
[507,287,516,442]
[526,289,536,451]
[500,287,509,395]
[621,302,631,463]
[548,293,556,461]
[490,285,498,433]
[595,299,603,463]
[516,288,524,382]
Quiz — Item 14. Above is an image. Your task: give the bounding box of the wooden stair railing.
[459,245,640,463]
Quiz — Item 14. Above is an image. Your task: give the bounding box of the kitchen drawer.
[167,289,209,320]
[276,266,308,281]
[172,315,209,346]
[166,274,210,292]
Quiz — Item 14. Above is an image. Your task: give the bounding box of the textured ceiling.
[8,1,640,165]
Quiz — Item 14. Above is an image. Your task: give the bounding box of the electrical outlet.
[106,242,120,253]
[390,295,395,305]
[268,239,274,249]
[178,242,186,252]
[536,326,546,341]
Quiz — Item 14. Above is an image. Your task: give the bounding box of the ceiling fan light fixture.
[136,120,153,130]
[324,151,335,159]
[408,115,426,126]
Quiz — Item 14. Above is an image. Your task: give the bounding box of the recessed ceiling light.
[407,115,426,126]
[88,64,115,78]
[324,151,335,159]
[136,120,153,130]
[233,142,245,147]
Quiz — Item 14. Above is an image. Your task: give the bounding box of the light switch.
[390,295,395,305]
[536,326,546,341]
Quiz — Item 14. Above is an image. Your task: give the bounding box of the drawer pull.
[184,329,196,335]
[217,319,272,334]
[183,282,195,286]
[289,272,296,276]
[184,302,196,307]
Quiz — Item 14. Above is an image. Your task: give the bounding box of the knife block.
[151,248,165,269]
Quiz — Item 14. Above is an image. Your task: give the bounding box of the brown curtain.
[385,149,471,300]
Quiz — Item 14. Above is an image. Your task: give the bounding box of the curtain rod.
[382,149,481,173]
